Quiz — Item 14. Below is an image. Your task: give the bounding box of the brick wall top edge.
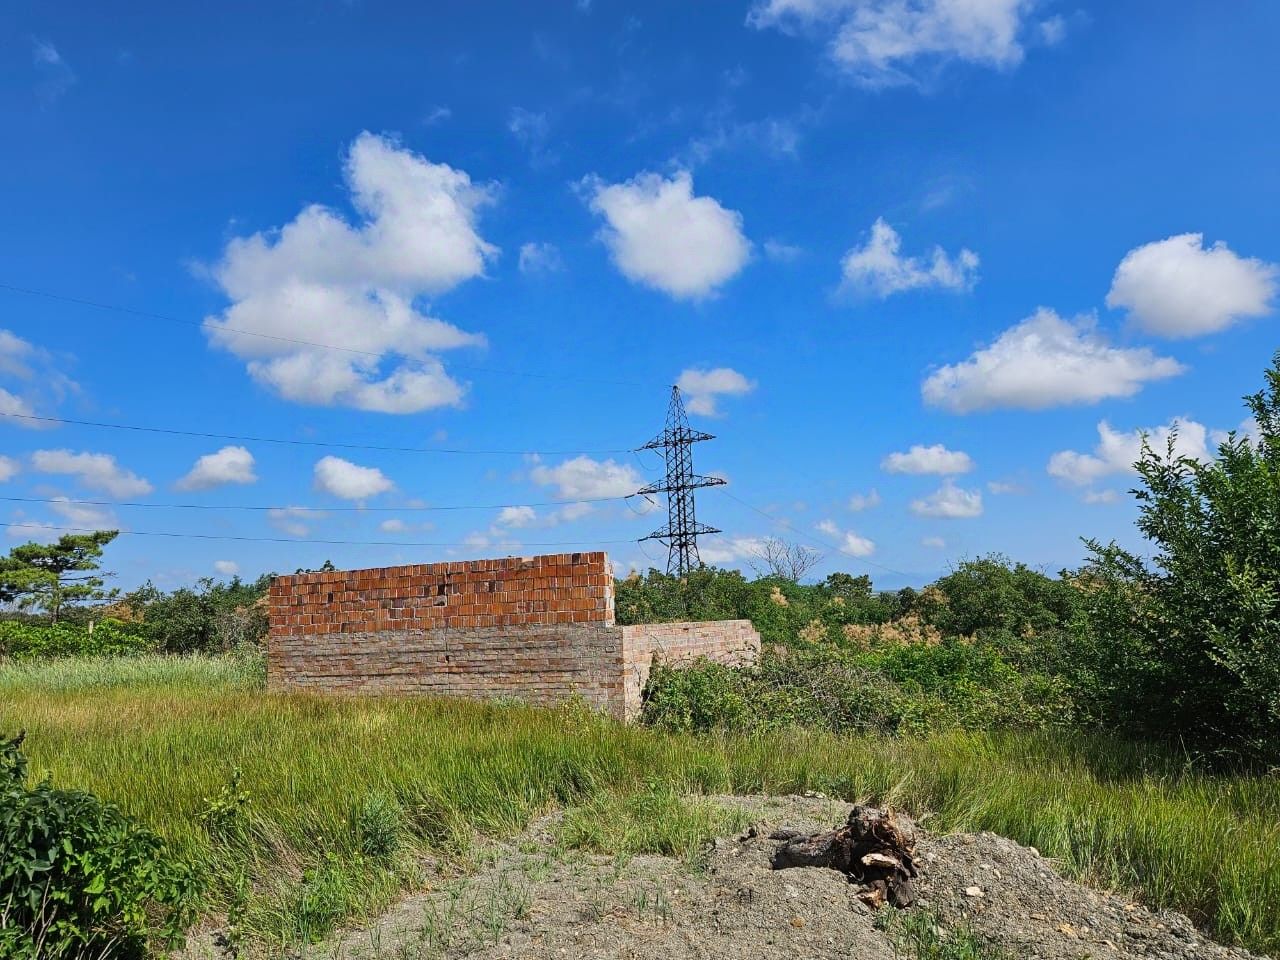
[275,551,610,587]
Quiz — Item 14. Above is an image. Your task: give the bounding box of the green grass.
[2,655,1278,955]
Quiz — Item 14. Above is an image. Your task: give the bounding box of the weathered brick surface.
[267,551,759,719]
[620,620,761,720]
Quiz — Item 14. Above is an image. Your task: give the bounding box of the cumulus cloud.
[1047,418,1213,486]
[910,480,982,518]
[816,519,875,556]
[0,457,19,483]
[175,446,257,491]
[840,218,978,297]
[530,456,642,500]
[882,444,972,475]
[496,505,537,528]
[676,367,756,416]
[921,535,946,548]
[214,560,240,576]
[1106,233,1278,338]
[31,450,153,497]
[313,456,393,500]
[203,132,493,413]
[518,242,563,274]
[267,506,324,537]
[748,0,1041,87]
[584,170,750,299]
[848,488,880,511]
[922,309,1185,413]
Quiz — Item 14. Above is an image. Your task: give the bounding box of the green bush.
[642,643,1070,737]
[0,731,197,959]
[0,618,151,661]
[124,575,271,655]
[1068,355,1280,761]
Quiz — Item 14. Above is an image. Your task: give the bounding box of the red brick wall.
[266,551,760,719]
[269,551,614,636]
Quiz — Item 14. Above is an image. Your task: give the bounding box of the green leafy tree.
[0,531,119,625]
[1075,353,1280,759]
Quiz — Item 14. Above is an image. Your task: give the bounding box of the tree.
[745,537,824,582]
[0,531,119,624]
[1076,353,1280,759]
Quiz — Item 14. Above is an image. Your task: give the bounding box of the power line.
[0,412,633,457]
[0,282,652,389]
[0,494,642,514]
[720,489,915,580]
[5,522,638,550]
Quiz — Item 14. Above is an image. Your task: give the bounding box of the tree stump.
[770,805,918,908]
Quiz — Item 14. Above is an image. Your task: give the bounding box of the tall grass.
[2,656,1278,954]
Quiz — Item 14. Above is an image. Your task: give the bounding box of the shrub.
[124,575,271,654]
[0,732,197,959]
[0,618,150,661]
[1069,355,1280,761]
[642,644,1070,736]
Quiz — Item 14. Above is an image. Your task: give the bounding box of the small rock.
[964,886,984,898]
[790,916,806,928]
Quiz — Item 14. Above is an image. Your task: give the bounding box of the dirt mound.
[310,795,1259,960]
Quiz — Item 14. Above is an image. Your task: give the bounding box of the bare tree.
[745,537,824,582]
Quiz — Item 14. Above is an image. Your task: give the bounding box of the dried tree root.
[770,805,918,908]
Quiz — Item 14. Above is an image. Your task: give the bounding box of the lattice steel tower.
[638,385,726,575]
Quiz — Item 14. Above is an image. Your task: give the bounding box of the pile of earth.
[200,795,1260,960]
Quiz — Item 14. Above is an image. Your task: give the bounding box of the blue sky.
[1,1,1278,590]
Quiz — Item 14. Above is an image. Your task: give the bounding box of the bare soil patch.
[297,795,1260,960]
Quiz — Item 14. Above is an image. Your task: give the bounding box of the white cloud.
[267,506,323,537]
[175,446,257,491]
[554,501,595,523]
[1082,490,1119,505]
[31,450,153,497]
[518,242,564,274]
[764,239,803,262]
[676,367,757,416]
[748,0,1040,87]
[584,170,750,299]
[910,480,983,518]
[816,519,875,556]
[1047,418,1213,486]
[313,456,393,500]
[508,108,556,165]
[922,308,1185,413]
[530,456,642,500]
[848,488,880,511]
[921,535,946,548]
[699,536,772,565]
[882,443,972,475]
[49,497,117,529]
[0,456,19,483]
[214,560,240,576]
[203,132,493,413]
[0,329,78,426]
[840,218,978,297]
[379,518,408,533]
[1106,233,1278,338]
[496,505,538,528]
[32,38,76,102]
[842,531,875,556]
[7,519,57,542]
[986,480,1026,495]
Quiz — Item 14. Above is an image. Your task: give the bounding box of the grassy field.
[3,654,1279,955]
